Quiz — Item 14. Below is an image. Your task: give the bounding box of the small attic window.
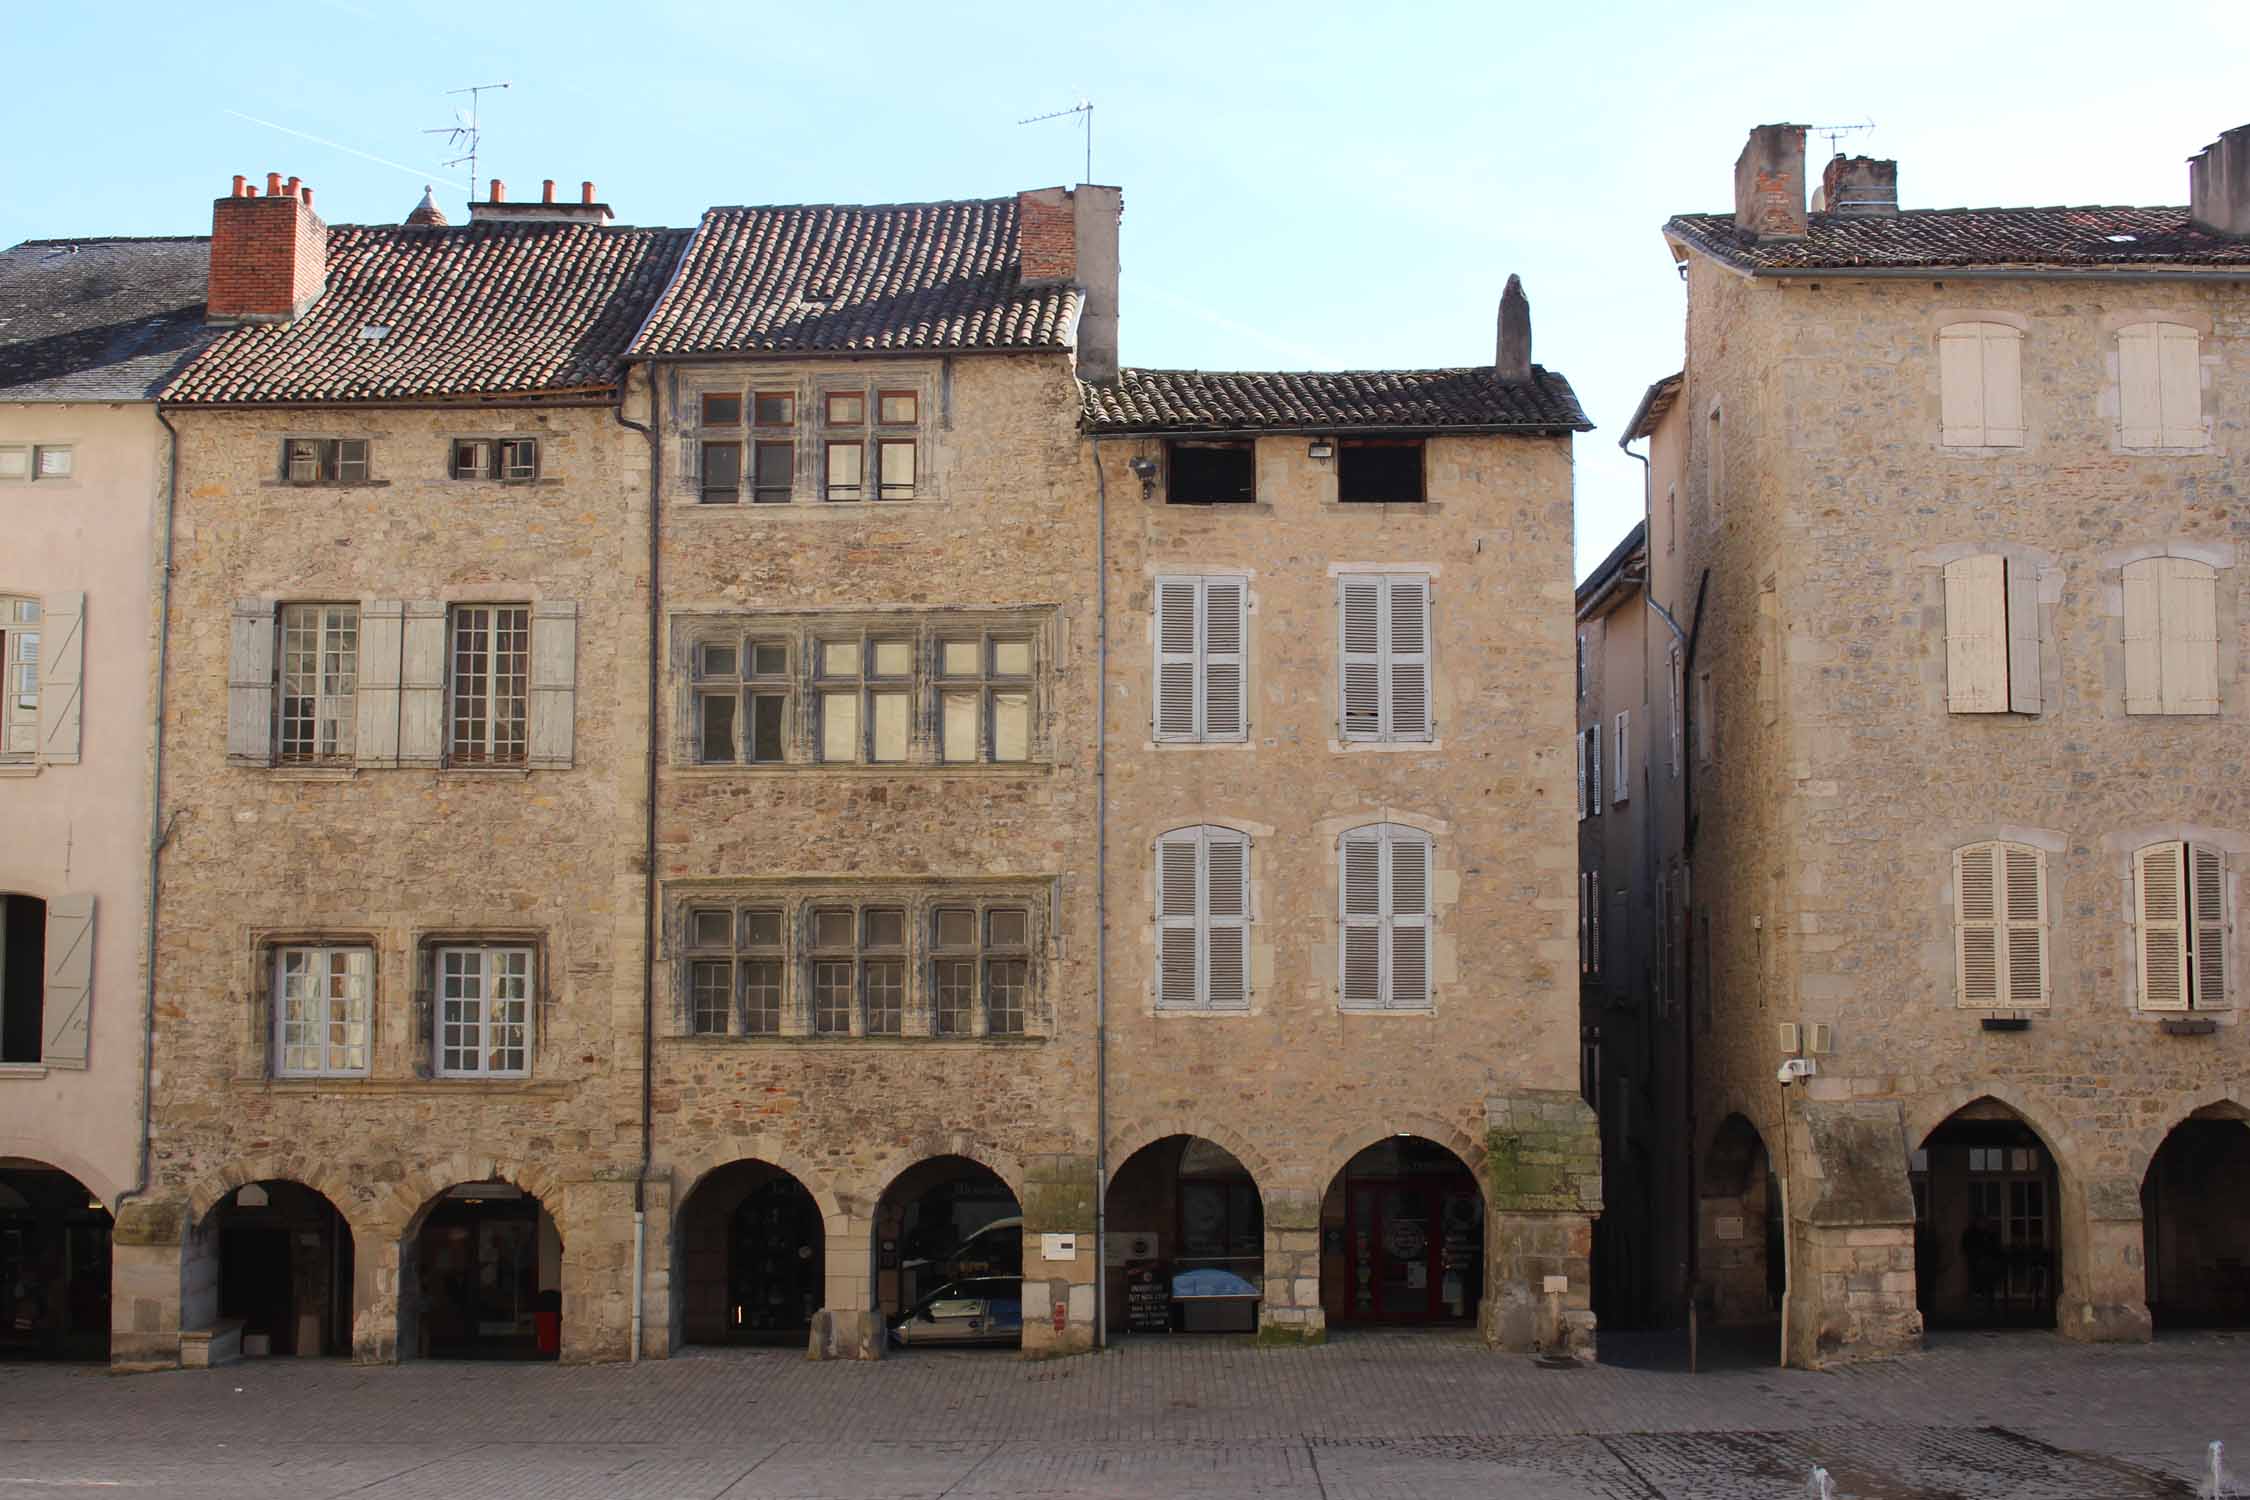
[358,324,389,341]
[2105,234,2138,243]
[1337,439,1425,504]
[1166,440,1255,504]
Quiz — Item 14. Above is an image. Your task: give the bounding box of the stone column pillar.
[1258,1185,1326,1344]
[1019,1152,1096,1358]
[637,1173,677,1360]
[556,1176,636,1364]
[109,1197,189,1369]
[358,1228,401,1364]
[2057,1173,2151,1343]
[808,1211,882,1360]
[1779,1096,1922,1367]
[1482,1090,1601,1359]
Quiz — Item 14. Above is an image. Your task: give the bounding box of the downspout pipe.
[1090,435,1110,1349]
[121,406,184,1216]
[614,364,659,1362]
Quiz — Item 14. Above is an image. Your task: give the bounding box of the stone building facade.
[1633,123,2250,1365]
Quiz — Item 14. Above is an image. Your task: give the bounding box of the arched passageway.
[203,1181,353,1357]
[0,1159,109,1360]
[1698,1114,1781,1330]
[878,1156,1020,1349]
[403,1182,561,1360]
[674,1160,824,1346]
[1104,1136,1263,1335]
[1320,1136,1483,1327]
[2142,1112,2250,1330]
[1914,1103,2059,1330]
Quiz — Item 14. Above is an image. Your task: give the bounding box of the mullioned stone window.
[680,368,937,506]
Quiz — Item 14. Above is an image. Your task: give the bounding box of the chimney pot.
[266,171,283,197]
[582,181,595,204]
[1496,274,1532,383]
[231,173,246,199]
[2190,124,2250,238]
[302,186,314,210]
[1733,124,1809,241]
[542,179,556,204]
[285,175,301,200]
[490,178,505,203]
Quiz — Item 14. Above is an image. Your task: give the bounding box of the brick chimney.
[1495,274,1531,383]
[207,171,328,324]
[1733,124,1809,241]
[469,177,614,226]
[1017,185,1123,383]
[2190,125,2250,237]
[1814,154,1899,216]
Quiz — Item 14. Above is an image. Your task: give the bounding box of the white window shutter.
[398,600,447,767]
[2157,323,2204,448]
[2001,843,2048,1007]
[1205,831,1250,1009]
[2122,560,2165,715]
[227,598,276,765]
[1980,324,2024,446]
[2159,558,2221,715]
[1956,842,2001,1006]
[2138,841,2189,1011]
[37,590,82,765]
[1389,832,1431,1009]
[355,599,404,767]
[1155,832,1201,1008]
[1154,579,1200,741]
[1939,325,1987,445]
[2004,557,2041,714]
[1339,578,1382,740]
[40,893,93,1068]
[2119,324,2163,448]
[1575,729,1587,819]
[1589,724,1602,809]
[1612,711,1631,803]
[528,599,578,769]
[1387,576,1432,741]
[1340,830,1382,1007]
[2191,843,2230,1009]
[1202,579,1247,741]
[1944,555,2007,713]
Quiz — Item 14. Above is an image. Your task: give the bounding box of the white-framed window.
[274,944,373,1076]
[1938,321,2025,447]
[1612,711,1631,804]
[0,444,71,481]
[2135,842,2231,1012]
[1340,823,1433,1010]
[2123,557,2221,715]
[436,945,533,1076]
[1155,825,1250,1011]
[282,438,370,484]
[2117,322,2204,449]
[1,594,38,760]
[1954,842,2048,1008]
[277,604,358,763]
[449,604,531,765]
[1943,554,2041,714]
[1154,575,1247,743]
[450,438,539,482]
[1337,573,1432,742]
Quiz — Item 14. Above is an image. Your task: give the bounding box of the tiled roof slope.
[0,237,217,401]
[1079,366,1591,434]
[1666,205,2250,272]
[166,222,690,403]
[631,199,1078,356]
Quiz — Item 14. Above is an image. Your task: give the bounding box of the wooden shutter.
[1940,322,2021,447]
[2001,843,2048,1006]
[1980,325,2024,445]
[1944,555,2007,713]
[2004,557,2041,714]
[2158,324,2204,447]
[1339,578,1382,740]
[1155,831,1201,1008]
[1387,576,1432,740]
[1955,843,2001,1006]
[2123,560,2165,715]
[1341,830,1382,1007]
[37,590,82,765]
[1612,711,1630,803]
[1588,724,1602,809]
[40,893,93,1067]
[1575,726,1587,819]
[2119,323,2166,448]
[2160,559,2221,715]
[398,599,447,767]
[1205,830,1249,1009]
[2137,841,2189,1011]
[355,599,404,767]
[2191,843,2230,1009]
[528,599,579,769]
[226,598,276,765]
[1154,579,1200,741]
[1389,831,1431,1008]
[1202,579,1246,741]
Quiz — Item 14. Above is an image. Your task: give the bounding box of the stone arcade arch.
[1318,1134,1485,1328]
[1698,1113,1781,1333]
[1104,1134,1265,1336]
[1913,1099,2061,1330]
[2141,1103,2250,1330]
[874,1154,1022,1352]
[401,1180,564,1360]
[0,1158,110,1361]
[672,1159,827,1347]
[197,1180,355,1358]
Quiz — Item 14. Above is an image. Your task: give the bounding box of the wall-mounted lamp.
[1307,441,1335,461]
[1127,455,1159,499]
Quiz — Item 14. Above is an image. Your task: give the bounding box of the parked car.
[903,1215,1023,1284]
[890,1276,1023,1347]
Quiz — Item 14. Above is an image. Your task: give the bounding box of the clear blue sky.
[6,0,2242,574]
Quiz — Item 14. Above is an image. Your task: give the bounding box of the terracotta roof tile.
[630,199,1076,356]
[1079,366,1590,434]
[1665,205,2250,272]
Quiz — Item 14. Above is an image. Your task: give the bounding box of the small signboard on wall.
[1041,1233,1078,1262]
[1714,1216,1744,1242]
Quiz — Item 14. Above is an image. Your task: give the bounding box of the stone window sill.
[666,1033,1047,1046]
[260,480,392,490]
[1319,501,1443,515]
[269,764,357,781]
[0,1064,50,1080]
[1340,1006,1437,1018]
[1329,738,1443,753]
[238,1077,572,1098]
[0,762,40,779]
[438,765,534,779]
[667,761,1053,778]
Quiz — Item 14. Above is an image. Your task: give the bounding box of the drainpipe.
[1090,435,1110,1349]
[614,364,659,1362]
[120,406,184,1217]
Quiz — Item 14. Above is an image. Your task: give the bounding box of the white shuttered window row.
[1337,574,1432,742]
[1955,841,2048,1008]
[1340,824,1433,1010]
[1943,555,2041,714]
[1154,576,1247,743]
[2117,322,2205,449]
[1155,826,1250,1011]
[2135,841,2232,1012]
[1939,322,2025,448]
[2123,557,2221,716]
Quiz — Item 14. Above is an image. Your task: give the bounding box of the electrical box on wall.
[1777,1022,1801,1053]
[1041,1232,1078,1262]
[1806,1022,1834,1055]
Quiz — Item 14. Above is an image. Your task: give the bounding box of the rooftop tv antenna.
[1808,118,1876,161]
[1018,99,1093,184]
[425,82,511,199]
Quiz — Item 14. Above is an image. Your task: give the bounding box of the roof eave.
[1083,420,1591,439]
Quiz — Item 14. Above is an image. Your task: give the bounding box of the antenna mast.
[1807,117,1876,162]
[425,81,511,199]
[1017,99,1093,183]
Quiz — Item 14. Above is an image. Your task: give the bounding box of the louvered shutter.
[1341,830,1382,1007]
[37,590,82,765]
[1980,325,2024,446]
[1575,728,1587,819]
[2005,557,2041,714]
[1612,711,1631,803]
[40,894,92,1067]
[1154,580,1200,741]
[2123,560,2165,715]
[1205,831,1250,1009]
[227,598,276,765]
[1339,579,1383,740]
[2191,843,2230,1009]
[1155,832,1201,1008]
[1202,579,1247,741]
[2137,842,2189,1011]
[1945,556,2007,713]
[1387,577,1431,741]
[355,599,404,767]
[2119,324,2165,448]
[1940,323,2021,447]
[2160,559,2221,715]
[2001,843,2048,1007]
[1956,843,2001,1006]
[2157,323,2204,448]
[1588,724,1602,808]
[1389,831,1431,1009]
[528,599,578,769]
[398,600,447,767]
